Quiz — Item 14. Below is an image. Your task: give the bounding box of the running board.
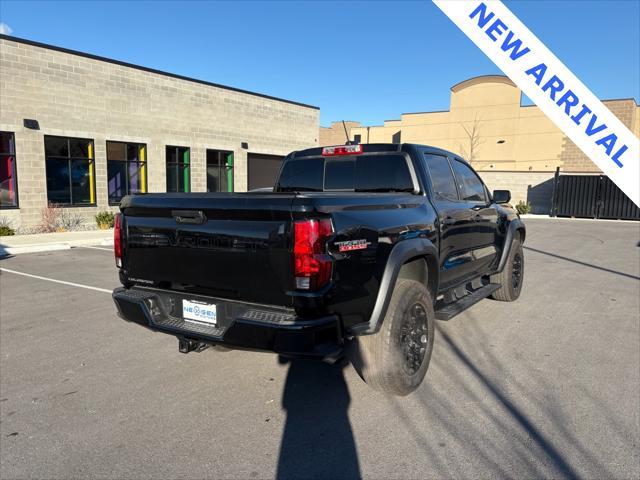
[435,283,501,321]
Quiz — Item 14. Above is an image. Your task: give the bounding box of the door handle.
[172,210,206,225]
[441,217,456,228]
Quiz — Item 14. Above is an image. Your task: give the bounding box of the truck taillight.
[293,219,333,290]
[114,213,122,268]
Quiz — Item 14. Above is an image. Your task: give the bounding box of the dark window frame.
[166,145,191,193]
[206,149,234,193]
[0,131,19,209]
[44,135,96,207]
[107,140,148,205]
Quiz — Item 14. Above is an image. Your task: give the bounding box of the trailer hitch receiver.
[178,337,210,353]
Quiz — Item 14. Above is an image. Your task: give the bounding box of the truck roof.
[292,143,468,164]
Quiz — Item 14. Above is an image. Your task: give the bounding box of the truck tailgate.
[120,193,295,307]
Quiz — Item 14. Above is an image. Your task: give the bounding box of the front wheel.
[348,279,435,396]
[491,236,524,302]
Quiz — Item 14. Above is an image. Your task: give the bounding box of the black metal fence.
[551,169,640,220]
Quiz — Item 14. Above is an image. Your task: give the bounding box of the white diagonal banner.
[433,0,639,207]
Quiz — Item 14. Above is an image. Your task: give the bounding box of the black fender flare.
[350,238,438,336]
[496,218,526,273]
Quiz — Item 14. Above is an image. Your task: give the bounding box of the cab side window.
[423,153,458,201]
[451,159,487,202]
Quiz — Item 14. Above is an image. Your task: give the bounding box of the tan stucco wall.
[342,75,638,173]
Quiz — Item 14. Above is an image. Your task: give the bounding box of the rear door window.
[451,159,488,202]
[423,153,458,201]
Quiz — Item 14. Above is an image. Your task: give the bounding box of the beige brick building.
[320,75,639,212]
[0,35,319,229]
[318,121,362,148]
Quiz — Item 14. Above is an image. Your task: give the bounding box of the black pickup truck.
[113,143,525,395]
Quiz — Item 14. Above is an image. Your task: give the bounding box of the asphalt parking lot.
[1,217,639,480]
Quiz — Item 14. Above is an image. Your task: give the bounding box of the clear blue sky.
[1,1,638,126]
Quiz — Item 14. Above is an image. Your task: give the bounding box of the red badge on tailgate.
[335,239,371,252]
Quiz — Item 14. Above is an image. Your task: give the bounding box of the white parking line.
[77,246,113,252]
[0,267,112,294]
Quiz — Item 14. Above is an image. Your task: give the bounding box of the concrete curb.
[519,214,639,223]
[1,243,71,256]
[1,231,114,257]
[1,239,114,256]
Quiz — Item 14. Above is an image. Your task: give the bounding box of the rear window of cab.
[276,154,414,193]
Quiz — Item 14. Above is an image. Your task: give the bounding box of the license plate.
[182,299,217,325]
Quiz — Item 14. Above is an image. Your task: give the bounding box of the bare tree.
[459,115,484,163]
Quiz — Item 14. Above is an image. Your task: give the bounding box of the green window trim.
[226,152,234,193]
[166,146,191,193]
[184,148,190,192]
[206,149,234,193]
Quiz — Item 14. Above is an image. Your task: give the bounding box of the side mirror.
[493,190,511,204]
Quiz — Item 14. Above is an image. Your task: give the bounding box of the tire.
[348,279,435,396]
[491,236,524,302]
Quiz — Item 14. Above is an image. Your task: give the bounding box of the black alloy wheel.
[400,302,429,375]
[512,252,523,290]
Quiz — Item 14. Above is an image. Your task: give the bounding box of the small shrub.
[40,203,85,232]
[15,225,41,235]
[40,204,62,233]
[516,200,532,215]
[0,217,16,236]
[58,209,84,231]
[95,211,115,229]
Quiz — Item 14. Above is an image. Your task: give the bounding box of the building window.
[45,136,96,206]
[206,149,234,192]
[0,132,18,208]
[107,141,147,204]
[353,134,362,144]
[166,146,190,193]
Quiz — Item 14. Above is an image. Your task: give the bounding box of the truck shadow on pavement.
[523,246,640,281]
[276,357,360,480]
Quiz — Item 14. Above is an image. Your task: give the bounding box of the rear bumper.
[112,287,342,358]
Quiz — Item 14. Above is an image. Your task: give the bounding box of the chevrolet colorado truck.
[112,143,525,395]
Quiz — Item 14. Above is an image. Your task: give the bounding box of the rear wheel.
[491,236,524,302]
[348,279,435,396]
